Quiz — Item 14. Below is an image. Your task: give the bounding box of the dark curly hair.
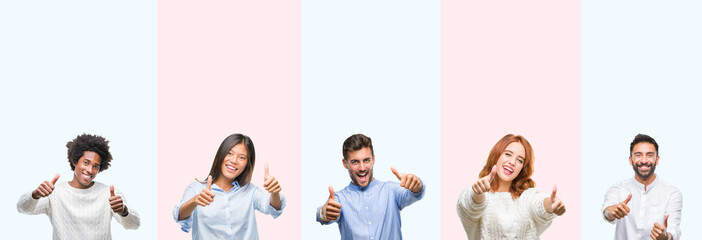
[66,133,113,172]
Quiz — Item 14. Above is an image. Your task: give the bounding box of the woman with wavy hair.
[457,134,566,239]
[173,133,285,240]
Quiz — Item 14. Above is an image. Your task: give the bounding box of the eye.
[363,159,371,163]
[518,159,524,164]
[228,152,234,156]
[505,152,511,157]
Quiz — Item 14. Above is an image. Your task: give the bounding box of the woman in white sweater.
[457,134,566,240]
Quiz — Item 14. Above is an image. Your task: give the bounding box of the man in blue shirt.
[316,134,425,240]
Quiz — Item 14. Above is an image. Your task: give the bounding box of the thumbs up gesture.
[32,174,60,199]
[391,167,423,193]
[193,175,215,207]
[320,186,342,223]
[263,163,282,194]
[650,214,669,240]
[109,185,128,217]
[546,185,566,216]
[605,193,632,220]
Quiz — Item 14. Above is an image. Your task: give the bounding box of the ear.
[628,156,632,166]
[342,158,348,169]
[655,155,660,166]
[371,155,375,165]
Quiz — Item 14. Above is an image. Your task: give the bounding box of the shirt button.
[368,222,371,225]
[365,207,368,210]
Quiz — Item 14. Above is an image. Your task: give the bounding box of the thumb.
[622,193,632,205]
[264,163,270,178]
[489,165,497,181]
[206,175,213,190]
[551,184,557,202]
[664,214,669,227]
[391,166,403,180]
[51,173,60,185]
[110,185,115,197]
[328,186,335,200]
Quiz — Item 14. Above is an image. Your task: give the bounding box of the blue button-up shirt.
[173,181,285,240]
[317,179,425,240]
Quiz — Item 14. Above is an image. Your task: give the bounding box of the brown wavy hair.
[478,134,535,198]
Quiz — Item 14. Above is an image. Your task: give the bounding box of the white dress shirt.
[602,175,682,240]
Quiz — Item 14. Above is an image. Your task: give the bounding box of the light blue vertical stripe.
[0,1,156,239]
[582,1,702,239]
[301,0,440,238]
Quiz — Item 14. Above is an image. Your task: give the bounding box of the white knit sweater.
[17,181,140,240]
[457,187,556,240]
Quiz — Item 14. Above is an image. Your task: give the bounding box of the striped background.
[2,0,700,239]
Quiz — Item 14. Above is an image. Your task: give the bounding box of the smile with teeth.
[503,165,514,175]
[356,172,368,180]
[81,172,92,181]
[226,164,238,172]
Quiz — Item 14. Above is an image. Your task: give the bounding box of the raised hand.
[650,214,669,240]
[472,165,496,195]
[605,193,632,220]
[391,167,423,193]
[548,185,566,216]
[321,186,342,223]
[263,163,282,194]
[32,174,60,199]
[193,175,215,207]
[109,185,128,216]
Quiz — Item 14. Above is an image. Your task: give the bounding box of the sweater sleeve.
[524,188,556,235]
[112,188,140,230]
[17,191,49,215]
[456,187,486,239]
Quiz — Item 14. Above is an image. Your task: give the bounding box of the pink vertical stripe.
[158,1,301,239]
[442,0,581,239]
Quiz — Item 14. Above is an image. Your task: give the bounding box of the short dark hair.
[342,134,374,160]
[207,133,256,186]
[66,133,113,172]
[629,134,659,156]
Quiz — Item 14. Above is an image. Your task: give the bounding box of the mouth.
[81,172,93,182]
[225,164,239,172]
[356,171,368,182]
[502,165,514,175]
[636,163,652,172]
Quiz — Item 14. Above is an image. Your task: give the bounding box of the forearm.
[269,192,282,210]
[17,192,42,214]
[177,197,197,221]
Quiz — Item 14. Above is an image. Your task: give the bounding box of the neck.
[215,177,235,192]
[68,178,93,189]
[634,174,656,189]
[495,179,512,192]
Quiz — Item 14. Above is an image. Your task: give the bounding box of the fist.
[322,186,342,222]
[473,165,496,195]
[194,175,215,207]
[650,214,669,240]
[605,193,632,220]
[263,163,282,194]
[391,167,423,193]
[109,185,128,216]
[32,174,60,199]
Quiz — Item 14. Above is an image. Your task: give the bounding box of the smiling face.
[70,151,101,189]
[630,142,659,181]
[494,142,526,189]
[219,143,248,183]
[343,147,375,188]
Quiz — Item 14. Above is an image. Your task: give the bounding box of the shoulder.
[656,178,682,195]
[185,181,206,191]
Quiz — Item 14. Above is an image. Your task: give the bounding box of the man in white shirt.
[17,134,140,240]
[602,134,682,240]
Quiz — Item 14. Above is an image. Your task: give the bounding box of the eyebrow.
[229,150,248,157]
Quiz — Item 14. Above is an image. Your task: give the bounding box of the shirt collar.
[348,178,379,191]
[633,174,659,192]
[211,180,241,193]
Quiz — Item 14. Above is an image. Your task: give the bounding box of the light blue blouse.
[173,181,285,240]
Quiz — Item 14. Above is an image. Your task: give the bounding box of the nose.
[360,162,367,171]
